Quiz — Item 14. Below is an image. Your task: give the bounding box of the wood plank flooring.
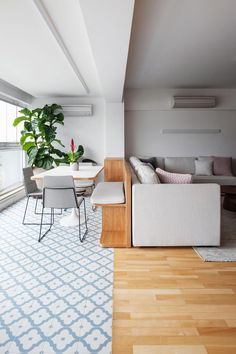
[112,248,236,354]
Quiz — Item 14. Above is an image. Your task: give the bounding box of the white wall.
[125,89,236,158]
[105,102,124,157]
[32,96,105,165]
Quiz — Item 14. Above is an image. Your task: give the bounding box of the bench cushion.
[91,182,125,205]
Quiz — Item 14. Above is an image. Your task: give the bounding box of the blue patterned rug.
[0,198,113,354]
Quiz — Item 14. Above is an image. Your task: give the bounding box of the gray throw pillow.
[135,163,160,184]
[195,159,213,176]
[139,157,158,169]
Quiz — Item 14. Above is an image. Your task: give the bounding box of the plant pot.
[70,162,78,171]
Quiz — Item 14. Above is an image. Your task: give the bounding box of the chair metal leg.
[34,197,39,214]
[22,196,30,225]
[38,208,54,242]
[22,196,52,226]
[91,183,97,212]
[83,198,88,233]
[34,198,62,215]
[78,198,88,243]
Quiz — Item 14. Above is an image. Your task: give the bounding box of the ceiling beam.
[33,0,89,94]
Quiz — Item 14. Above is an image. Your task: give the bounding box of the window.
[0,99,25,196]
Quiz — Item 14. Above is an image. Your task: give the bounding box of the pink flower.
[70,138,75,153]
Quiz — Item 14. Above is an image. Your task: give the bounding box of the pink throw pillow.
[156,168,192,184]
[213,157,232,176]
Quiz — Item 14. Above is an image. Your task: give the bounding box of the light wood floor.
[112,247,236,354]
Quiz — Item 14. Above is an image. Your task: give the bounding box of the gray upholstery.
[23,167,41,196]
[192,175,236,185]
[43,176,82,209]
[132,182,221,247]
[164,157,195,174]
[129,162,221,247]
[91,182,125,205]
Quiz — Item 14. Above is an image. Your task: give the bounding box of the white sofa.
[131,166,221,247]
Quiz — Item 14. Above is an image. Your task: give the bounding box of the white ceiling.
[79,0,134,102]
[126,0,236,89]
[0,0,134,100]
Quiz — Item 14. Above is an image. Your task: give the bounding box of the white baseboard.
[0,188,25,212]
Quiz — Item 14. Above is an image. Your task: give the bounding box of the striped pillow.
[156,168,192,184]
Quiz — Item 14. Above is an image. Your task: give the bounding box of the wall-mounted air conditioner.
[62,104,93,117]
[172,96,216,108]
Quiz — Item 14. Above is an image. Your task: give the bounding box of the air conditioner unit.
[172,96,216,108]
[62,104,93,117]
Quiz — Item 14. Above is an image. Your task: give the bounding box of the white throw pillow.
[195,159,213,176]
[136,163,160,184]
[129,156,142,169]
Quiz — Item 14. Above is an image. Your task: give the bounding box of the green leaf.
[37,147,48,156]
[32,108,42,115]
[27,147,38,165]
[13,116,29,127]
[20,133,35,145]
[77,144,84,158]
[44,125,55,142]
[22,142,36,151]
[24,121,32,132]
[19,107,31,117]
[41,156,54,170]
[34,158,44,168]
[53,139,65,147]
[51,148,64,157]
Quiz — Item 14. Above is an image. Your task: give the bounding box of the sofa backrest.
[131,156,236,177]
[164,157,195,174]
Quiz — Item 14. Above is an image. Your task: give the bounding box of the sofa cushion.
[136,163,160,184]
[195,159,213,176]
[164,157,195,174]
[213,156,233,176]
[156,168,192,184]
[192,175,236,185]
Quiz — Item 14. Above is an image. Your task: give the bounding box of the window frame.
[0,97,27,198]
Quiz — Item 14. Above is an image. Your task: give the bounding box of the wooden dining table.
[31,165,103,226]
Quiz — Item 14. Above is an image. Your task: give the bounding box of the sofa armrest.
[132,183,221,246]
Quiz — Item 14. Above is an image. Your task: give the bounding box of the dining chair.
[22,167,43,225]
[76,160,97,193]
[39,175,88,243]
[22,167,61,225]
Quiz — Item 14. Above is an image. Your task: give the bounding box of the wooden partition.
[100,158,132,248]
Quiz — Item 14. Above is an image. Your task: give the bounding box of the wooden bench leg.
[100,206,128,247]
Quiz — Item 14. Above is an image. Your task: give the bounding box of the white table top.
[31,165,104,181]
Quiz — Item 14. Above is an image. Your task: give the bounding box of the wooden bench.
[91,158,132,248]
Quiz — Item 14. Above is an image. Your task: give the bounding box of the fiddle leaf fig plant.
[13,104,66,170]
